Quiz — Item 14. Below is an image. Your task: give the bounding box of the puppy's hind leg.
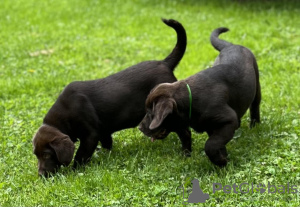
[250,60,261,128]
[250,80,261,128]
[100,134,113,150]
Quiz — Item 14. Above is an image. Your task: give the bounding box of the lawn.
[0,0,300,206]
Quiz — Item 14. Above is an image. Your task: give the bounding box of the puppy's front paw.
[101,138,113,150]
[182,148,192,157]
[72,161,79,170]
[250,119,259,128]
[72,159,87,170]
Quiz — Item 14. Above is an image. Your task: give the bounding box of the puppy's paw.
[182,148,192,157]
[72,160,86,170]
[214,157,228,167]
[205,146,228,167]
[72,162,79,170]
[101,140,113,150]
[250,119,260,128]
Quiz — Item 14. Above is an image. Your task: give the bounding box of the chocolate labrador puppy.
[33,18,187,176]
[139,27,261,166]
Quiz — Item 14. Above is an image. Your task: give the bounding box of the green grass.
[1,0,300,206]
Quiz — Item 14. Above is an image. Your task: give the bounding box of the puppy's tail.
[210,27,232,51]
[162,18,187,70]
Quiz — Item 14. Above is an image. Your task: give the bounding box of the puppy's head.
[32,125,75,177]
[139,83,177,141]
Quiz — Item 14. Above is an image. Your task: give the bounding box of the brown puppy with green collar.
[139,27,261,166]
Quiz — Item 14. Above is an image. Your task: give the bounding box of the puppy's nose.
[38,170,49,178]
[38,170,44,177]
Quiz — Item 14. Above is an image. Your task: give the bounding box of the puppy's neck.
[171,81,193,122]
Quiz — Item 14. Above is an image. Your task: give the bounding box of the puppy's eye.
[43,153,51,159]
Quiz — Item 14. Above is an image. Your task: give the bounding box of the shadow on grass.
[74,122,274,175]
[51,114,283,178]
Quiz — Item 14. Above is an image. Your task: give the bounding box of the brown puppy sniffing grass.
[139,27,261,166]
[32,18,187,177]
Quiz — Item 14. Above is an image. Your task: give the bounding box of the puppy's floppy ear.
[149,98,176,130]
[49,135,75,166]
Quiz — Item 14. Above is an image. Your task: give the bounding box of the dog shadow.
[64,119,275,175]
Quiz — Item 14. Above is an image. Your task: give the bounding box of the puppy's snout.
[138,125,143,131]
[39,170,52,178]
[138,122,147,133]
[38,169,46,177]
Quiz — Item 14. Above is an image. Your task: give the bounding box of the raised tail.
[161,18,187,70]
[210,27,232,51]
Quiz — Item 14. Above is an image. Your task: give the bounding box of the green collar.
[186,83,192,119]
